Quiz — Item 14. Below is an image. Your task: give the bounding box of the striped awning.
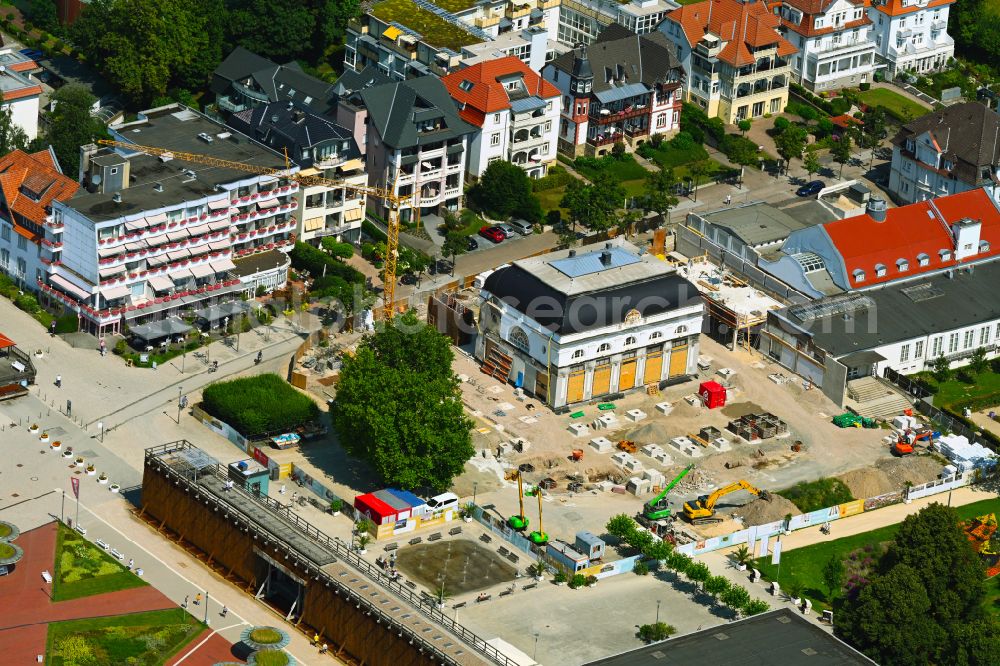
[210,258,237,273]
[99,264,126,279]
[125,217,150,232]
[209,220,231,232]
[344,207,363,222]
[167,249,190,261]
[101,285,130,301]
[147,274,173,292]
[190,262,214,279]
[147,254,168,267]
[144,212,168,226]
[167,229,189,242]
[146,234,169,247]
[257,198,279,210]
[186,224,210,238]
[207,198,230,211]
[209,240,229,251]
[49,274,90,300]
[170,268,194,281]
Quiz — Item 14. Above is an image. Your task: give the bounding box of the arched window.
[649,331,663,340]
[509,326,530,352]
[624,336,637,346]
[597,343,611,353]
[676,325,687,334]
[572,349,584,359]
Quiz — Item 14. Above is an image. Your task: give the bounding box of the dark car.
[796,180,825,197]
[19,49,44,61]
[400,272,418,285]
[479,225,505,243]
[466,236,479,251]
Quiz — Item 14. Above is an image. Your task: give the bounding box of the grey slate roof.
[360,77,475,150]
[211,47,337,117]
[334,66,392,97]
[773,258,1000,358]
[548,25,683,95]
[211,46,276,93]
[228,100,359,166]
[891,101,1000,187]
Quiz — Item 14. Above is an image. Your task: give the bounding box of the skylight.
[459,80,474,92]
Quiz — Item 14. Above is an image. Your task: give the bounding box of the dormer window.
[980,240,991,253]
[939,249,952,261]
[459,80,474,92]
[943,160,953,171]
[572,349,584,359]
[598,343,611,352]
[906,139,915,153]
[896,259,909,272]
[917,253,929,266]
[853,269,865,283]
[875,263,887,277]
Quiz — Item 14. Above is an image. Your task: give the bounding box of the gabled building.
[359,77,476,221]
[887,102,1000,205]
[442,56,560,178]
[0,148,78,289]
[228,101,368,244]
[867,0,955,77]
[0,49,43,141]
[659,0,796,123]
[543,25,684,157]
[211,47,338,118]
[772,0,877,91]
[477,238,703,407]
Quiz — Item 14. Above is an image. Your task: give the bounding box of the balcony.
[217,95,249,114]
[589,105,649,124]
[812,37,875,56]
[735,58,790,80]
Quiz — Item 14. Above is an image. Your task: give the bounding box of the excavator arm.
[701,479,768,512]
[683,479,769,524]
[644,464,694,514]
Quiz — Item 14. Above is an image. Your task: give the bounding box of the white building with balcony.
[442,56,560,178]
[774,0,876,91]
[556,0,680,46]
[660,0,797,124]
[359,77,475,222]
[476,238,703,408]
[867,0,954,77]
[43,105,299,337]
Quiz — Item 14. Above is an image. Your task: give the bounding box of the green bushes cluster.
[202,373,319,437]
[777,478,855,513]
[532,165,575,192]
[680,103,725,145]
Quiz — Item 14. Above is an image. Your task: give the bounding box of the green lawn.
[857,88,929,122]
[753,497,1000,610]
[914,369,1000,410]
[572,156,651,183]
[642,142,710,170]
[535,185,569,219]
[52,523,147,602]
[46,608,205,666]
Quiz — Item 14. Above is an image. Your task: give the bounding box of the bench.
[479,534,492,543]
[383,543,399,552]
[427,532,442,542]
[110,548,124,560]
[521,582,537,590]
[499,589,513,597]
[448,527,462,536]
[406,581,417,589]
[408,537,421,545]
[452,602,467,610]
[497,546,510,557]
[506,553,519,563]
[41,570,52,584]
[95,539,109,551]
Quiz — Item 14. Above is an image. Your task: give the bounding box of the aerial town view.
[2,0,1000,664]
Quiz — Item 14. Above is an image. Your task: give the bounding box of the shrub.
[569,573,587,589]
[289,242,363,285]
[638,622,676,643]
[829,97,852,115]
[859,82,871,91]
[14,292,40,314]
[668,131,697,151]
[777,478,854,513]
[202,374,319,437]
[633,561,649,576]
[114,339,128,356]
[773,117,791,132]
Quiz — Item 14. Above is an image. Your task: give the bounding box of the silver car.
[508,219,534,236]
[496,223,518,238]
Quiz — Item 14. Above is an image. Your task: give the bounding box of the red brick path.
[0,522,242,664]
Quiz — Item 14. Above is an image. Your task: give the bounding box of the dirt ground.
[454,336,947,543]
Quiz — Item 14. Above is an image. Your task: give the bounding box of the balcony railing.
[590,105,649,124]
[812,37,873,56]
[735,58,790,79]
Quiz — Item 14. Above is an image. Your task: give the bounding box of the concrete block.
[670,436,694,450]
[496,442,513,456]
[510,438,531,452]
[652,451,673,466]
[642,469,665,487]
[625,408,647,423]
[709,437,732,452]
[568,423,589,438]
[589,436,613,453]
[684,394,701,406]
[611,451,631,466]
[623,458,644,473]
[596,480,615,492]
[640,443,664,457]
[592,413,618,430]
[655,402,673,416]
[627,477,651,496]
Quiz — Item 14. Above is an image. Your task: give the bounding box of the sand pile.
[876,456,944,487]
[625,422,671,443]
[837,468,895,499]
[739,493,801,525]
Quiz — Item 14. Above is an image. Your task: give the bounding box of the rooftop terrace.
[371,0,482,51]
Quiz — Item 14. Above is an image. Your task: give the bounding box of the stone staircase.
[845,376,913,419]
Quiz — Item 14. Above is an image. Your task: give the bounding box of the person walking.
[55,375,61,388]
[220,605,228,617]
[194,593,202,606]
[128,558,134,570]
[99,338,106,356]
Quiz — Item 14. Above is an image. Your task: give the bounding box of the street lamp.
[177,386,183,424]
[473,481,478,506]
[656,599,661,625]
[533,633,539,660]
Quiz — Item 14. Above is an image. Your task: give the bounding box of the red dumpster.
[698,381,726,409]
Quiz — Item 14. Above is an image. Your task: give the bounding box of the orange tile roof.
[823,189,1000,287]
[2,84,41,102]
[9,59,36,73]
[0,149,79,241]
[441,56,560,128]
[870,0,954,17]
[668,0,798,66]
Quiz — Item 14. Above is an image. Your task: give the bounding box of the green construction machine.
[642,464,695,522]
[833,413,877,429]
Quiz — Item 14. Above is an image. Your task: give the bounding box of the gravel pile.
[837,468,895,499]
[876,455,944,487]
[739,494,801,525]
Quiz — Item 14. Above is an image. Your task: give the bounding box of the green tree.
[320,238,354,259]
[468,160,542,223]
[837,564,946,665]
[44,85,108,176]
[861,107,887,171]
[27,0,59,33]
[686,561,710,589]
[559,173,624,233]
[949,619,1000,666]
[822,554,845,600]
[606,514,637,542]
[226,0,317,61]
[774,125,807,176]
[688,160,711,202]
[644,167,679,225]
[831,134,853,179]
[721,585,751,615]
[968,347,989,375]
[559,179,589,231]
[666,551,692,575]
[704,575,730,601]
[803,151,821,180]
[0,105,28,156]
[638,622,676,643]
[931,355,952,382]
[331,310,474,491]
[441,231,467,276]
[737,119,752,136]
[744,599,769,616]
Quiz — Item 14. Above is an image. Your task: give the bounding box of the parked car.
[479,226,505,243]
[508,219,534,236]
[466,236,479,251]
[400,272,418,285]
[495,223,517,238]
[796,180,825,197]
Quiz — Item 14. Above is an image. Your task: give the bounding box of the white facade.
[4,93,39,141]
[888,138,1000,205]
[868,0,955,77]
[467,102,559,179]
[778,0,876,91]
[297,168,368,244]
[880,321,1000,376]
[557,0,677,45]
[0,220,44,288]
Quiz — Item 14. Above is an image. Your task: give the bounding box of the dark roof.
[334,66,392,97]
[230,249,290,278]
[360,77,475,150]
[775,258,1000,358]
[211,47,276,93]
[228,100,359,167]
[584,609,877,666]
[211,47,337,116]
[891,102,1000,187]
[548,26,682,94]
[483,263,701,335]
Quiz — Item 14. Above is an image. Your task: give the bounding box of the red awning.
[0,333,15,349]
[353,493,397,524]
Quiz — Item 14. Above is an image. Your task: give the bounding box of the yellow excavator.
[682,480,770,524]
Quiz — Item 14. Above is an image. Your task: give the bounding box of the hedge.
[288,242,364,285]
[202,374,319,437]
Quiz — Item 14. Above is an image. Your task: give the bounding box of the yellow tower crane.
[96,139,410,320]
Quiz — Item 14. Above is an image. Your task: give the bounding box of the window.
[459,79,474,92]
[914,340,924,359]
[897,259,908,272]
[656,114,666,128]
[900,344,910,362]
[491,133,501,146]
[0,248,7,268]
[572,349,584,359]
[917,253,929,266]
[980,327,990,346]
[509,326,530,352]
[494,113,501,123]
[875,263,886,277]
[932,337,943,356]
[17,235,26,251]
[624,336,636,346]
[948,332,959,353]
[770,97,781,114]
[0,225,8,242]
[676,325,687,334]
[15,257,25,276]
[853,269,865,283]
[964,330,974,349]
[597,343,611,353]
[649,331,663,340]
[939,249,951,261]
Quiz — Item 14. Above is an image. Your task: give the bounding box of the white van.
[426,492,459,512]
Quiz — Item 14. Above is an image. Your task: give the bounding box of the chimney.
[153,182,164,193]
[568,249,576,257]
[866,197,887,222]
[112,192,122,203]
[600,250,612,266]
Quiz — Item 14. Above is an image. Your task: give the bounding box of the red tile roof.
[0,149,79,241]
[823,189,1000,287]
[870,0,954,17]
[668,0,797,66]
[441,57,560,128]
